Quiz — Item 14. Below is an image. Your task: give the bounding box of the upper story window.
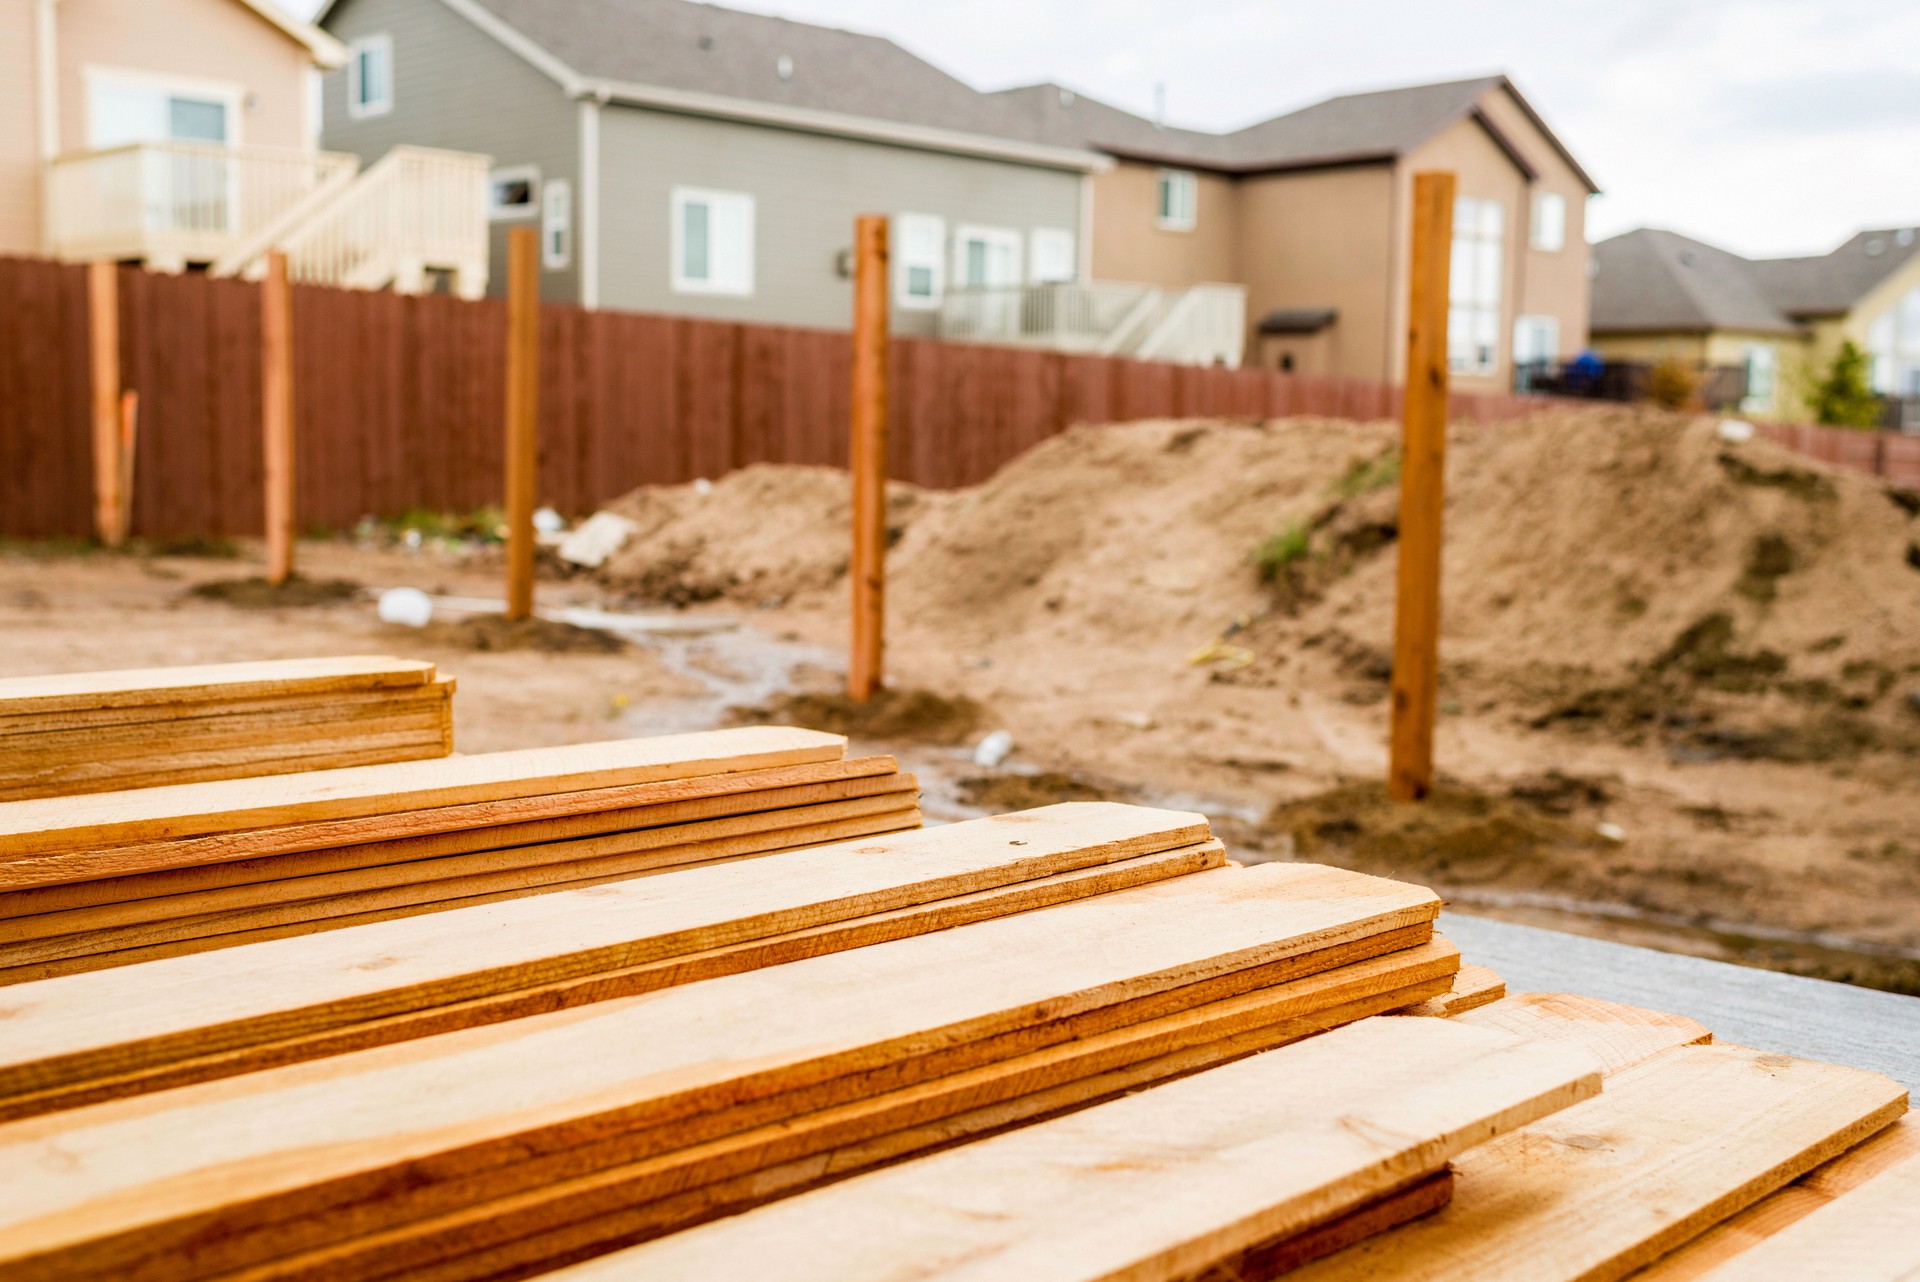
[1867,286,1920,395]
[1030,228,1077,283]
[1449,196,1505,375]
[88,70,238,147]
[488,165,539,221]
[672,187,755,295]
[1531,191,1567,252]
[347,34,393,120]
[1157,169,1197,231]
[894,213,946,309]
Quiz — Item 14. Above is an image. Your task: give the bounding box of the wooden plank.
[192,942,1461,1282]
[0,864,1444,1280]
[1387,169,1455,802]
[261,250,295,585]
[0,679,448,738]
[0,760,902,917]
[0,726,847,876]
[0,657,436,716]
[1191,1174,1456,1282]
[542,1018,1598,1282]
[1388,962,1504,1017]
[848,213,889,701]
[1454,991,1712,1076]
[1673,1146,1920,1280]
[0,792,924,958]
[0,843,1228,1121]
[504,226,539,621]
[0,807,924,983]
[1632,1116,1920,1281]
[1287,1043,1909,1282]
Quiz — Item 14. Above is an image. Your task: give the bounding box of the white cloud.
[278,0,1919,257]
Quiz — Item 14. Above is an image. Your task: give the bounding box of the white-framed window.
[488,165,539,221]
[953,225,1023,288]
[1531,191,1566,252]
[893,212,945,309]
[1513,315,1559,366]
[1030,228,1077,284]
[346,34,393,120]
[87,68,240,147]
[1449,196,1505,375]
[1742,343,1777,411]
[671,187,755,295]
[542,179,571,270]
[1157,169,1197,231]
[1867,287,1920,395]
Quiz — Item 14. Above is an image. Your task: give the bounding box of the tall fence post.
[87,261,124,547]
[847,215,890,702]
[504,226,541,622]
[1388,171,1456,803]
[262,251,296,585]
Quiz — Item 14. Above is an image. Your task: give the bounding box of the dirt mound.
[956,771,1117,811]
[598,464,934,606]
[732,686,983,745]
[189,575,360,608]
[403,615,626,654]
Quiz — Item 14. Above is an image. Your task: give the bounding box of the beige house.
[1590,227,1920,423]
[993,75,1598,392]
[0,0,489,293]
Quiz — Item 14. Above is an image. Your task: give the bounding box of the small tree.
[1645,355,1700,410]
[1805,340,1883,429]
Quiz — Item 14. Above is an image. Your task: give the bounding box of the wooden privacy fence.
[3,256,1909,539]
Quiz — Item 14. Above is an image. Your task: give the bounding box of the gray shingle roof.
[465,0,1055,144]
[1592,226,1920,334]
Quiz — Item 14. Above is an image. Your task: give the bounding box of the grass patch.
[1252,521,1314,584]
[1332,452,1401,500]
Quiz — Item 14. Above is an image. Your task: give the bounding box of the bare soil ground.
[4,406,1918,992]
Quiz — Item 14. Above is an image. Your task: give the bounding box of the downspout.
[35,0,60,254]
[577,91,603,309]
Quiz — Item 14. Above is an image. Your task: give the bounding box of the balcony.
[46,141,489,297]
[938,281,1248,368]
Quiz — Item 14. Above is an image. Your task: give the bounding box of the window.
[952,225,1022,288]
[1157,169,1197,231]
[894,213,945,309]
[542,179,571,270]
[1742,344,1777,411]
[347,34,393,120]
[488,165,539,221]
[1030,228,1077,284]
[89,73,236,147]
[1449,196,1505,374]
[671,187,754,295]
[1868,286,1920,395]
[1513,315,1559,366]
[1531,191,1566,252]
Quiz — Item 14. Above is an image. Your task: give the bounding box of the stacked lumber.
[0,727,920,982]
[0,824,1463,1281]
[0,657,456,800]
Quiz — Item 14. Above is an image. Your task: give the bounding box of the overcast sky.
[286,0,1920,259]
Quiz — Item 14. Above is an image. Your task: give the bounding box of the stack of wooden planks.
[0,804,1474,1280]
[0,726,919,983]
[0,657,457,800]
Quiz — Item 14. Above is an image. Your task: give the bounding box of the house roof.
[240,0,346,66]
[991,73,1599,190]
[1591,226,1920,335]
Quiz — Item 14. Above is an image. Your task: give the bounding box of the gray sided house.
[315,0,1102,332]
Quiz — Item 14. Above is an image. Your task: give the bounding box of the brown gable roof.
[1747,228,1920,318]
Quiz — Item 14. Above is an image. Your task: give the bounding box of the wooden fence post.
[118,390,139,542]
[847,215,890,702]
[262,251,296,585]
[1388,171,1456,803]
[87,261,124,547]
[504,226,541,622]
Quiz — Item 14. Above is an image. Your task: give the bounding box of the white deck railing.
[48,142,357,270]
[939,281,1248,367]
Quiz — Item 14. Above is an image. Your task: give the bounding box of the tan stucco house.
[993,74,1599,392]
[1590,226,1920,423]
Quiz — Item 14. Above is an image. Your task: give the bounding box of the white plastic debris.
[1716,419,1755,443]
[376,586,434,628]
[693,477,714,496]
[558,511,640,569]
[1596,821,1627,843]
[972,729,1014,768]
[533,506,566,534]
